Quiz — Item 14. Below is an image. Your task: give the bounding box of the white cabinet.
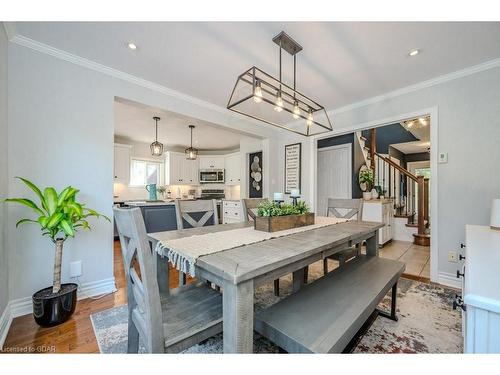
[222,200,243,224]
[199,156,225,170]
[225,152,241,185]
[463,225,500,353]
[362,199,394,245]
[166,152,199,185]
[114,144,131,183]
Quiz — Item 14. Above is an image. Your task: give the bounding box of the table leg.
[156,253,169,296]
[366,230,379,257]
[223,279,254,353]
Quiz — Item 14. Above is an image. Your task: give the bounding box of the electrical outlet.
[70,261,82,278]
[448,251,457,263]
[438,152,448,163]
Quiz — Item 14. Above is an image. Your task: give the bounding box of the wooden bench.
[254,255,405,353]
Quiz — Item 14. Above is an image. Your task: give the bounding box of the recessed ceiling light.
[127,42,137,50]
[408,49,420,57]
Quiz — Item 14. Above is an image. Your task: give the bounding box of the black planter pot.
[32,283,78,327]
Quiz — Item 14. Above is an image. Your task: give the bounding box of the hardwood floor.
[1,240,189,354]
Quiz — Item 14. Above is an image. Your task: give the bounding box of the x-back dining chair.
[241,198,307,296]
[113,207,222,353]
[323,198,364,274]
[175,199,219,286]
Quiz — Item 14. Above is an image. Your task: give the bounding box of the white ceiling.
[391,140,430,155]
[13,22,500,111]
[114,98,248,150]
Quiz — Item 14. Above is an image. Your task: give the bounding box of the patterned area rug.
[90,261,463,353]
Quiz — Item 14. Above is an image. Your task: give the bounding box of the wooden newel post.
[417,176,425,235]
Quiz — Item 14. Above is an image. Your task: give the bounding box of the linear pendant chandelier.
[227,31,332,137]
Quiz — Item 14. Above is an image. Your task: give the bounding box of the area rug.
[90,261,463,354]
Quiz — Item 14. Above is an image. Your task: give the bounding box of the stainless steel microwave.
[199,169,225,184]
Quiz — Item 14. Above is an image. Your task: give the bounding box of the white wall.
[275,65,500,280]
[0,26,9,321]
[7,42,280,302]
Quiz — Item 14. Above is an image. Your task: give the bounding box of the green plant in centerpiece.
[5,177,110,294]
[359,168,374,191]
[257,200,310,217]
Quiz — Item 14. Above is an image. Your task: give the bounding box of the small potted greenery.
[359,168,374,200]
[5,177,109,326]
[255,200,313,232]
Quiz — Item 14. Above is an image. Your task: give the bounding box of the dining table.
[148,219,384,353]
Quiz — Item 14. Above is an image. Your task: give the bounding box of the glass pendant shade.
[150,116,164,156]
[185,125,199,160]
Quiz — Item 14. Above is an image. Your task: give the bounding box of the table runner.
[155,216,347,277]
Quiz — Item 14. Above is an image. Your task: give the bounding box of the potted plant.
[359,168,374,200]
[255,200,314,232]
[5,177,109,327]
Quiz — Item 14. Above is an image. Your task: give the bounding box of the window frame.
[129,157,165,187]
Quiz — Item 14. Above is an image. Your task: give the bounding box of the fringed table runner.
[154,216,347,277]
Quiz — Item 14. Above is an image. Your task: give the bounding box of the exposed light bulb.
[419,117,428,126]
[253,81,263,103]
[293,101,301,120]
[407,121,414,128]
[189,151,194,159]
[274,91,283,112]
[307,109,314,127]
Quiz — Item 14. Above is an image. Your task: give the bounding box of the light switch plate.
[448,251,457,263]
[438,152,448,163]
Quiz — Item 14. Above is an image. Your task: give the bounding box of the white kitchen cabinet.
[166,152,199,185]
[461,225,500,353]
[114,143,131,183]
[199,156,225,170]
[225,152,241,185]
[222,200,243,223]
[362,199,394,245]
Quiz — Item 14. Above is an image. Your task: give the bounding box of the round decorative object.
[371,188,379,199]
[251,156,260,172]
[363,192,372,200]
[254,171,262,182]
[256,185,260,191]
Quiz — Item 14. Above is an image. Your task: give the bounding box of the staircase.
[356,130,430,246]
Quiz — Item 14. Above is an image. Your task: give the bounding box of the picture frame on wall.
[249,151,263,198]
[284,143,301,194]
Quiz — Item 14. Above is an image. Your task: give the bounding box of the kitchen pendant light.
[150,116,164,156]
[185,125,199,160]
[227,31,332,137]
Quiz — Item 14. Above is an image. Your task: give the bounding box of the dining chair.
[113,207,222,353]
[241,198,307,296]
[323,198,364,274]
[175,199,219,286]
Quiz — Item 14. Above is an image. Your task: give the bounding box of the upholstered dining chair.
[175,199,219,286]
[241,198,308,296]
[113,207,222,353]
[323,198,364,274]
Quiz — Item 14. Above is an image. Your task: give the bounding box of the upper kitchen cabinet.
[199,156,225,170]
[114,143,131,183]
[225,152,241,185]
[166,151,199,185]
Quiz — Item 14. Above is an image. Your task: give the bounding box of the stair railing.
[374,152,428,237]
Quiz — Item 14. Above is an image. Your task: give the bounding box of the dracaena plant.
[5,177,109,294]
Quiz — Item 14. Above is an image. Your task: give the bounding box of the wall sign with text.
[284,143,301,194]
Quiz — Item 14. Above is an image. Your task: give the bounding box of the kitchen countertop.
[117,198,226,207]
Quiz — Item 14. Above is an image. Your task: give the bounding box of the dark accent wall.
[317,133,363,199]
[362,123,418,154]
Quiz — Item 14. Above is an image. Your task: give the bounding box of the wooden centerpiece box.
[254,212,315,232]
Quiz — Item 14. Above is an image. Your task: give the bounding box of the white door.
[316,144,352,215]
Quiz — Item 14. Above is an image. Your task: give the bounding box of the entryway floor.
[378,240,430,280]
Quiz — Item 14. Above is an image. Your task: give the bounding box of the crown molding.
[7,28,500,130]
[330,57,500,116]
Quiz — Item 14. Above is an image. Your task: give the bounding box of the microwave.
[199,169,225,184]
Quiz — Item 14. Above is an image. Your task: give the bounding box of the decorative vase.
[32,283,78,327]
[371,188,379,199]
[363,192,372,200]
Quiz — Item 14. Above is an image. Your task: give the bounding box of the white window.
[130,159,164,186]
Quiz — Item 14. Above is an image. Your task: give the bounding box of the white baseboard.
[0,277,116,349]
[438,271,462,289]
[0,304,13,350]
